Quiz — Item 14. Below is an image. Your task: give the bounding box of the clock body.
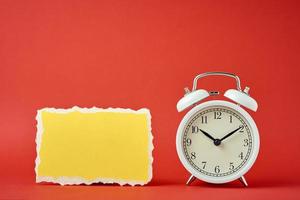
[176,100,259,184]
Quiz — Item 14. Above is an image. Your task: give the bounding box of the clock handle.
[192,72,242,92]
[178,71,258,112]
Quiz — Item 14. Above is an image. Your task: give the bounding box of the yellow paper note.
[35,107,153,186]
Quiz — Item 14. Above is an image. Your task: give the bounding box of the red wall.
[0,0,299,186]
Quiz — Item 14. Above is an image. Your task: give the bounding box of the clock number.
[229,115,233,123]
[192,126,200,133]
[214,165,220,174]
[191,152,196,160]
[243,139,249,147]
[229,162,234,170]
[239,152,244,160]
[239,125,244,133]
[214,111,222,119]
[201,116,208,124]
[202,161,207,169]
[186,138,192,146]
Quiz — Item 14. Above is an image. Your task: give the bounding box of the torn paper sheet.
[35,107,153,186]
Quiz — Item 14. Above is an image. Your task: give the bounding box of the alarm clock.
[176,72,259,186]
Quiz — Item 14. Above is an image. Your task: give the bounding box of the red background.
[1,0,300,199]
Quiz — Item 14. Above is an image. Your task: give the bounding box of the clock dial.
[182,106,253,177]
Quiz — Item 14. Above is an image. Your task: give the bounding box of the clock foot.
[186,175,196,185]
[239,176,248,187]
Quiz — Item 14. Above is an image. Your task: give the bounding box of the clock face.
[182,105,254,178]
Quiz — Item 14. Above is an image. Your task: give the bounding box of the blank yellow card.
[35,107,153,186]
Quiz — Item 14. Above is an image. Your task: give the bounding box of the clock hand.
[220,126,242,142]
[200,129,216,142]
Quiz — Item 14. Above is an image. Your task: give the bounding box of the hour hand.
[200,129,216,142]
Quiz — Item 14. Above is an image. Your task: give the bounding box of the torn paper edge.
[35,106,154,186]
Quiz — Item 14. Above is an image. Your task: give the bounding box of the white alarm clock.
[176,72,259,186]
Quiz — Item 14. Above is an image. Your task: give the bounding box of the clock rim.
[176,100,260,184]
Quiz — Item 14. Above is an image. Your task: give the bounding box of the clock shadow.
[189,181,244,188]
[187,179,298,189]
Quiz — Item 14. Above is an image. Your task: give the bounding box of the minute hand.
[220,126,242,142]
